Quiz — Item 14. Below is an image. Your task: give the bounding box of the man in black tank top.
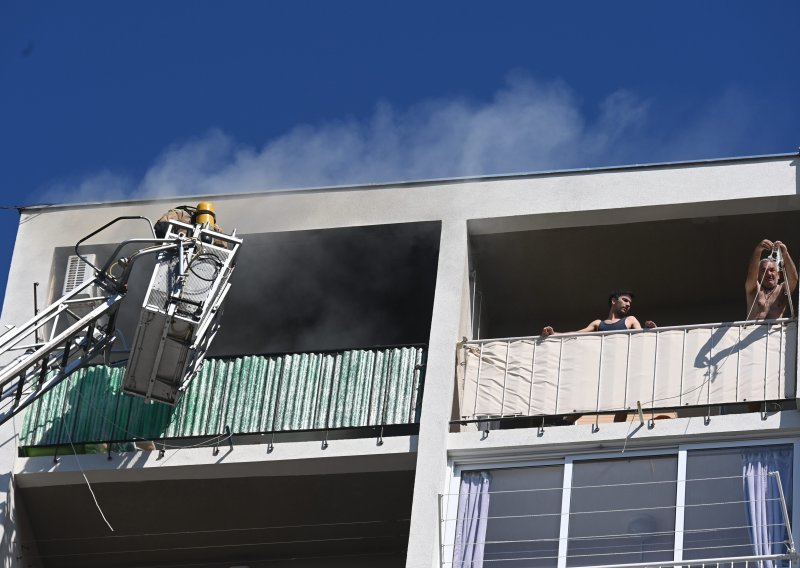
[541,290,656,337]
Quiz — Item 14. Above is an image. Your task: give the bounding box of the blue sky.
[1,1,799,301]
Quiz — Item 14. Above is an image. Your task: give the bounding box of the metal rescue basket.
[122,219,242,405]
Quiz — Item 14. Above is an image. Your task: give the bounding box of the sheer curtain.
[742,446,793,566]
[453,471,492,568]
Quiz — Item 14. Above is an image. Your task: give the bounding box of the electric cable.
[29,534,400,559]
[59,381,115,531]
[21,517,410,545]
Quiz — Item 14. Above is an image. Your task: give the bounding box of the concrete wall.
[4,156,798,328]
[0,155,798,567]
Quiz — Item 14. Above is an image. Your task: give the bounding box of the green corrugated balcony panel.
[19,346,426,448]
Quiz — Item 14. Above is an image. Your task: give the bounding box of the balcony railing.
[19,345,425,451]
[457,319,796,423]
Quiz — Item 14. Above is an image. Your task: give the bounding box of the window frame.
[445,437,800,568]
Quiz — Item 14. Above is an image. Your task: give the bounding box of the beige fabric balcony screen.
[459,321,797,418]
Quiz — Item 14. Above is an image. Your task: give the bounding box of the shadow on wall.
[693,325,768,370]
[25,368,173,453]
[0,472,13,566]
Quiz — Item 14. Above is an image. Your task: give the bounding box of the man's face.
[759,261,779,289]
[611,294,632,316]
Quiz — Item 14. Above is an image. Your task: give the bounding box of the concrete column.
[405,220,468,568]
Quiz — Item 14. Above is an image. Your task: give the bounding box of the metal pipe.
[32,282,39,344]
[437,493,445,568]
[75,216,156,274]
[735,325,741,402]
[594,335,604,432]
[463,318,793,345]
[678,329,686,407]
[554,338,564,415]
[472,343,484,418]
[460,343,468,421]
[527,340,537,417]
[499,341,510,417]
[763,324,771,404]
[624,332,631,409]
[650,330,659,425]
[779,323,785,399]
[770,471,796,554]
[707,325,714,421]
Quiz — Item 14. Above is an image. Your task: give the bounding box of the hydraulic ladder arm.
[0,215,242,427]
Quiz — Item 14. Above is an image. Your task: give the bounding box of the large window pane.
[568,455,678,566]
[684,444,793,563]
[454,465,563,567]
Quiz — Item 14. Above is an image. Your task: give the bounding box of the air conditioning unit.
[63,254,97,296]
[59,254,100,322]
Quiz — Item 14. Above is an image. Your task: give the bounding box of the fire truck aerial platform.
[0,202,243,427]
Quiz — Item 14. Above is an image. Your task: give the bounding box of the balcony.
[19,345,425,453]
[456,319,796,426]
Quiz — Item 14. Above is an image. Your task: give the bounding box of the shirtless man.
[745,239,798,320]
[541,290,656,336]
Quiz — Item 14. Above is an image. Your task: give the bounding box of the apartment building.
[0,153,798,567]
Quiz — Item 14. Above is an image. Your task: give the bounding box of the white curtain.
[742,447,793,567]
[453,471,491,568]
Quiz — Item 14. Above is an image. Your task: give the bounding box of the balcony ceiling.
[19,469,413,567]
[472,210,800,338]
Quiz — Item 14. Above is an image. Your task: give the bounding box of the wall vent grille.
[63,254,96,295]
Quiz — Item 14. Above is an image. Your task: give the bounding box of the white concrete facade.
[1,154,799,567]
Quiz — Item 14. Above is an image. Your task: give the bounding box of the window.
[568,456,677,566]
[684,445,793,563]
[447,442,795,568]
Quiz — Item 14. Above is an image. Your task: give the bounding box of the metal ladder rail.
[0,289,125,426]
[0,279,104,352]
[0,219,242,425]
[0,239,183,427]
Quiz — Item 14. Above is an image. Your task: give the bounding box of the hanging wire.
[59,397,115,531]
[21,517,411,545]
[29,534,401,560]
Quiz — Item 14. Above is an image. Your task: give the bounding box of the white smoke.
[34,75,773,203]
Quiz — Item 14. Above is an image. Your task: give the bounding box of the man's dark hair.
[608,290,635,306]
